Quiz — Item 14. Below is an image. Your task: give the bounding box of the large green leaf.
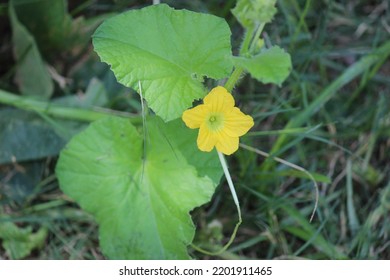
[233,46,292,86]
[56,116,222,259]
[93,4,233,121]
[9,1,53,99]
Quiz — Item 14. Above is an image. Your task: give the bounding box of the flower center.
[206,113,224,131]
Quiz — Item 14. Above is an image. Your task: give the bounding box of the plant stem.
[239,26,255,56]
[191,152,242,256]
[224,23,266,92]
[249,23,265,53]
[224,67,244,92]
[0,88,141,123]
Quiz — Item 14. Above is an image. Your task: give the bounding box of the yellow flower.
[182,86,254,155]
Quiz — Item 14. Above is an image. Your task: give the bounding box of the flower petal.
[223,107,254,137]
[215,131,239,155]
[182,104,208,129]
[197,123,217,152]
[203,86,235,113]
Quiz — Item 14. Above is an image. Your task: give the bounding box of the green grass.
[1,0,389,259]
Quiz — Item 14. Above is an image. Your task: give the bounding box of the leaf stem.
[217,151,241,217]
[191,151,242,256]
[224,67,244,92]
[224,23,266,92]
[0,88,141,123]
[249,23,265,53]
[239,26,255,56]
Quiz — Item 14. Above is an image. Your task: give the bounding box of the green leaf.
[93,4,233,121]
[0,161,46,204]
[0,222,47,260]
[9,1,54,99]
[231,0,277,28]
[11,0,109,54]
[0,109,66,164]
[233,46,292,86]
[56,116,222,259]
[163,121,222,184]
[11,0,72,53]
